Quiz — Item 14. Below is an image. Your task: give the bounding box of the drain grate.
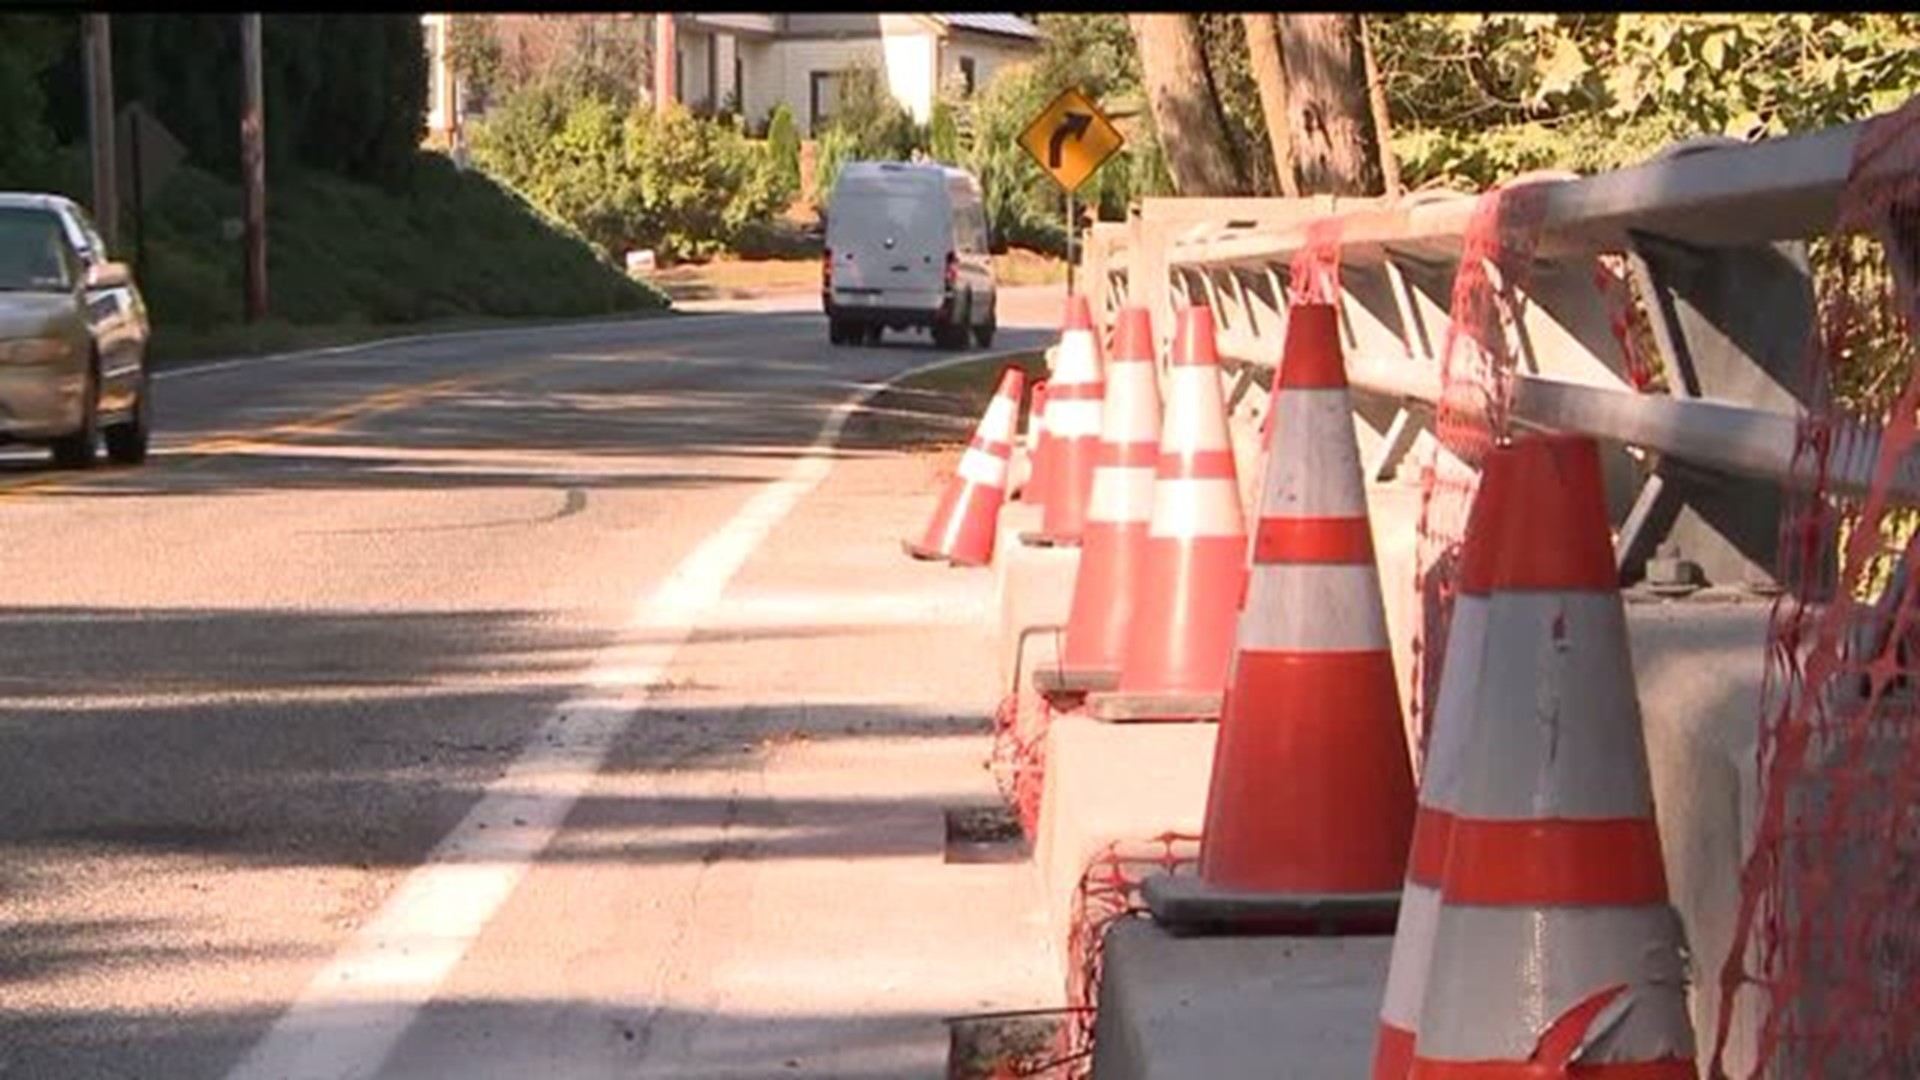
[944,804,1029,864]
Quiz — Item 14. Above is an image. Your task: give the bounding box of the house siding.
[940,29,1038,99]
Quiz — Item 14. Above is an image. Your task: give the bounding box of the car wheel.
[828,317,848,345]
[104,370,151,466]
[864,324,884,346]
[973,306,997,349]
[933,313,968,351]
[50,362,100,470]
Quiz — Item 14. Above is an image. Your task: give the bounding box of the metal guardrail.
[1084,102,1919,587]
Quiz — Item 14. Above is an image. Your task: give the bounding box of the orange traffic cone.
[1206,303,1414,889]
[1086,305,1246,722]
[1408,434,1697,1079]
[1141,302,1414,933]
[1036,294,1106,544]
[1043,305,1162,696]
[903,366,1025,568]
[1371,448,1515,1079]
[1018,379,1052,506]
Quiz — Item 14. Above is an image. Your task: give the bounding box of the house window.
[734,55,744,114]
[675,47,685,104]
[810,70,843,131]
[958,56,976,97]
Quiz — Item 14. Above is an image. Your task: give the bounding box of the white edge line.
[219,345,1037,1080]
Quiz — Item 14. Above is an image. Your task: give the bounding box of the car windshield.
[0,207,73,292]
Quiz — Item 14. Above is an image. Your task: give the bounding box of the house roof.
[935,14,1043,41]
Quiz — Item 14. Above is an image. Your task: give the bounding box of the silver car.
[0,193,151,467]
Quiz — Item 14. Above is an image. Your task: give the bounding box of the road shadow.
[1,998,966,1079]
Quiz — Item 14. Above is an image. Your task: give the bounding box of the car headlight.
[0,338,71,365]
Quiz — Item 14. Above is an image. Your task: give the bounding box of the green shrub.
[927,99,963,166]
[766,103,801,201]
[470,83,788,264]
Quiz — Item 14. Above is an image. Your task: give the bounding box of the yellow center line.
[0,361,547,503]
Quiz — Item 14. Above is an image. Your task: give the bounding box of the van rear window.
[830,190,949,250]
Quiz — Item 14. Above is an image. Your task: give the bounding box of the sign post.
[1019,86,1124,302]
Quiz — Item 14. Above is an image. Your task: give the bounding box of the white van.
[821,161,997,349]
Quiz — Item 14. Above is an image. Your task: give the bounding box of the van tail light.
[822,247,833,289]
[945,251,959,290]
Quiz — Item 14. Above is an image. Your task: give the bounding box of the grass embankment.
[134,152,670,364]
[842,352,1050,452]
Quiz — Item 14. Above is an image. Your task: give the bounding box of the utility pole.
[653,12,676,110]
[83,14,118,252]
[240,13,268,321]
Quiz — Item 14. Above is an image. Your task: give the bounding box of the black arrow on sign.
[1048,111,1092,168]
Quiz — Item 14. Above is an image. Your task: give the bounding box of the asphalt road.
[0,291,1062,1079]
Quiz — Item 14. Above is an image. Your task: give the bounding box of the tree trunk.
[1359,15,1401,198]
[1239,13,1300,198]
[1129,13,1246,197]
[1277,13,1383,197]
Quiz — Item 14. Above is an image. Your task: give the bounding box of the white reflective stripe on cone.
[1238,564,1390,652]
[981,396,1019,438]
[1161,368,1233,452]
[1046,399,1105,438]
[1088,465,1156,524]
[1266,389,1369,518]
[1102,364,1160,441]
[957,447,1011,487]
[1380,880,1443,1032]
[1149,479,1245,539]
[1054,331,1102,383]
[1423,594,1488,820]
[1417,904,1697,1063]
[1458,592,1652,821]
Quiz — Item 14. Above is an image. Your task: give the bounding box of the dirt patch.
[946,1011,1072,1079]
[944,804,1028,865]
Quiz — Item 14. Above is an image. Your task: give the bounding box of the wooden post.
[240,13,268,321]
[654,12,677,109]
[83,14,118,251]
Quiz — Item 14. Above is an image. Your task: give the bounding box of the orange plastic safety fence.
[1409,179,1557,761]
[988,692,1053,842]
[1289,217,1346,307]
[1710,94,1920,1080]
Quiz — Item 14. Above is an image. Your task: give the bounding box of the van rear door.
[829,174,950,310]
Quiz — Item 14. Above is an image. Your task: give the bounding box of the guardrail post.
[1622,233,1816,592]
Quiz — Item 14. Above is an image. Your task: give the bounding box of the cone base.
[900,538,990,568]
[1142,875,1400,937]
[1034,665,1120,696]
[1085,690,1222,724]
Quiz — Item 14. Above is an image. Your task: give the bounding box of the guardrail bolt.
[1645,542,1704,597]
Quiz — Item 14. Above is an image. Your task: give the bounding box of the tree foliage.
[447,14,504,114]
[468,80,786,264]
[1374,14,1920,189]
[31,14,429,189]
[0,16,73,190]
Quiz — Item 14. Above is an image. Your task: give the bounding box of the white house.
[422,13,1045,143]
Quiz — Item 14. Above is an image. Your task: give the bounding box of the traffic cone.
[1019,380,1052,506]
[1044,305,1162,696]
[1195,301,1416,900]
[1408,434,1697,1079]
[1035,294,1106,544]
[1087,305,1246,722]
[903,366,1025,567]
[1371,448,1515,1079]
